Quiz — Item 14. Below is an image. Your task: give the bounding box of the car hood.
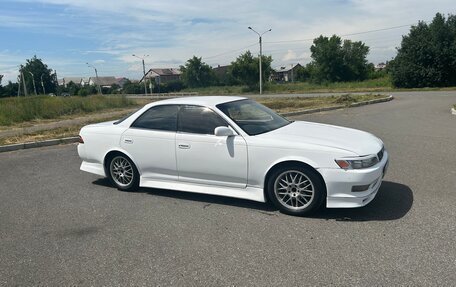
[257,121,383,156]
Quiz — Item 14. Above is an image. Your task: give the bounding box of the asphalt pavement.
[0,93,455,286]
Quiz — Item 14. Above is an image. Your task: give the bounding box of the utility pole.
[17,74,21,96]
[86,63,102,94]
[248,27,271,95]
[21,70,28,96]
[132,54,149,95]
[28,71,38,96]
[40,74,46,95]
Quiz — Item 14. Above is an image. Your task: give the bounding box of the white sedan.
[78,96,388,216]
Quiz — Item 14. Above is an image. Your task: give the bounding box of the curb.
[281,95,394,117]
[0,95,394,153]
[0,137,79,153]
[452,107,456,115]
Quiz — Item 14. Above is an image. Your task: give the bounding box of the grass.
[0,126,82,146]
[258,94,385,113]
[182,77,393,95]
[0,94,388,145]
[0,95,138,126]
[264,77,393,94]
[183,76,456,95]
[182,85,246,95]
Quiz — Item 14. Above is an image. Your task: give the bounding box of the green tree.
[66,81,79,96]
[230,51,273,88]
[295,64,312,81]
[390,13,456,88]
[122,79,143,94]
[180,56,215,88]
[19,56,57,95]
[0,81,18,98]
[309,35,370,83]
[0,75,20,98]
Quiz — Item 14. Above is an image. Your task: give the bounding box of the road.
[1,93,455,286]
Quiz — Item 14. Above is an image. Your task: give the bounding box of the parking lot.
[1,93,455,285]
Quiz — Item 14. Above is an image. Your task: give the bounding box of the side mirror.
[214,126,235,137]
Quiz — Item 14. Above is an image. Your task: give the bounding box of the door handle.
[124,138,133,144]
[178,143,190,149]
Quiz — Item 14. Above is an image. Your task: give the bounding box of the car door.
[176,105,248,188]
[120,105,179,181]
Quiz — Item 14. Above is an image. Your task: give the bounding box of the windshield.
[217,99,290,135]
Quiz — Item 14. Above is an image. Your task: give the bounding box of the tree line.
[1,13,454,97]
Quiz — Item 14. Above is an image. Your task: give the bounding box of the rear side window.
[131,105,178,131]
[178,105,228,135]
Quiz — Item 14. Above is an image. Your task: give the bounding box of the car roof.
[146,96,247,109]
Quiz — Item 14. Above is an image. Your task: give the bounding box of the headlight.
[335,154,379,169]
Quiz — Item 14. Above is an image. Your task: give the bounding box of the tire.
[267,165,325,216]
[107,154,139,192]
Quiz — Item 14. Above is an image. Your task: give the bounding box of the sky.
[0,0,454,83]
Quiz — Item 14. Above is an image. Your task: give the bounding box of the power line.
[265,23,416,44]
[340,23,415,37]
[263,34,404,55]
[203,42,258,60]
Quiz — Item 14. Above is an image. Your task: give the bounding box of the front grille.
[377,147,384,161]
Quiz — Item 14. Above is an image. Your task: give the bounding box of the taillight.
[78,135,84,144]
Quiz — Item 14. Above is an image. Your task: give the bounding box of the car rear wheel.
[267,165,325,216]
[108,155,139,191]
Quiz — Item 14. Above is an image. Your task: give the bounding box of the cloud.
[1,0,455,80]
[127,64,142,72]
[94,59,106,64]
[282,50,297,61]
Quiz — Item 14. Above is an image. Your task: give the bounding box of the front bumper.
[319,151,389,208]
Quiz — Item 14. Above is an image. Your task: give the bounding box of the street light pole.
[28,71,38,96]
[86,63,102,94]
[248,27,271,95]
[132,54,149,95]
[40,74,46,95]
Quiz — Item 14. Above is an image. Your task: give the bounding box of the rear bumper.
[80,161,106,177]
[319,151,389,208]
[78,144,106,177]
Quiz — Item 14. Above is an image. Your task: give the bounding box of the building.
[88,76,118,88]
[141,68,182,84]
[271,64,302,82]
[58,77,84,87]
[375,62,387,71]
[80,78,89,86]
[116,77,129,88]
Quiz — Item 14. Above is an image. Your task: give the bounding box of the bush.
[78,89,88,97]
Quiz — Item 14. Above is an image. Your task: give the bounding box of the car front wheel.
[267,166,325,216]
[108,154,139,191]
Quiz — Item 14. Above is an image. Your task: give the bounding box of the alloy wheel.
[273,170,315,210]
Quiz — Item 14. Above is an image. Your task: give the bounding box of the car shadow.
[92,179,413,220]
[92,178,276,212]
[310,181,414,221]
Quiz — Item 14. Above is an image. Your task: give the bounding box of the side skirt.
[140,178,266,203]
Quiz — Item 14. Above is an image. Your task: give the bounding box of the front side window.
[178,105,228,135]
[131,105,179,131]
[217,99,290,135]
